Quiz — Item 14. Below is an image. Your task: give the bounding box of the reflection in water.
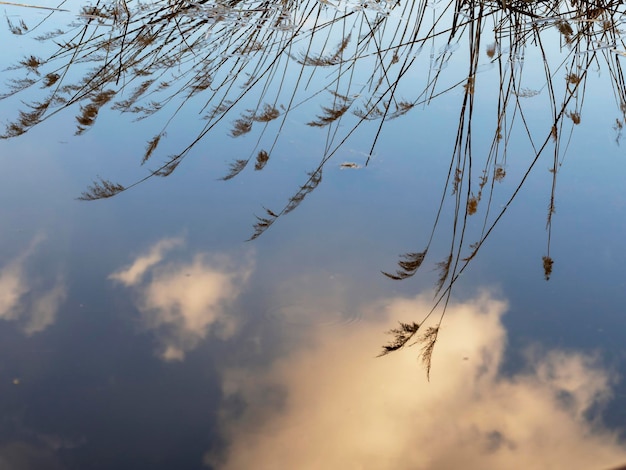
[109,237,252,361]
[1,2,626,466]
[2,1,626,359]
[2,1,624,248]
[211,292,626,469]
[0,235,66,335]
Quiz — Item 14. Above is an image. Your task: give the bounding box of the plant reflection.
[2,0,625,368]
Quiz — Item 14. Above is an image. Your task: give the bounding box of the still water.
[1,0,626,468]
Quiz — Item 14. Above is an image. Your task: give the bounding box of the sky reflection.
[211,292,626,469]
[2,0,626,468]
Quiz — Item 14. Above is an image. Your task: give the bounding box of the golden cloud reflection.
[110,238,251,361]
[211,292,626,469]
[0,236,66,335]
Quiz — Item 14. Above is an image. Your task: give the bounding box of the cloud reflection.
[110,237,251,361]
[0,236,66,335]
[211,292,626,469]
[109,237,184,286]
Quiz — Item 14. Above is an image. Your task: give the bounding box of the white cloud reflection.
[0,236,66,335]
[109,237,184,287]
[110,237,251,361]
[211,292,626,470]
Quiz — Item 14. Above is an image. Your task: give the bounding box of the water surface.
[1,1,626,468]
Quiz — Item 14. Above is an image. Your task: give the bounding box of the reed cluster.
[2,0,625,371]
